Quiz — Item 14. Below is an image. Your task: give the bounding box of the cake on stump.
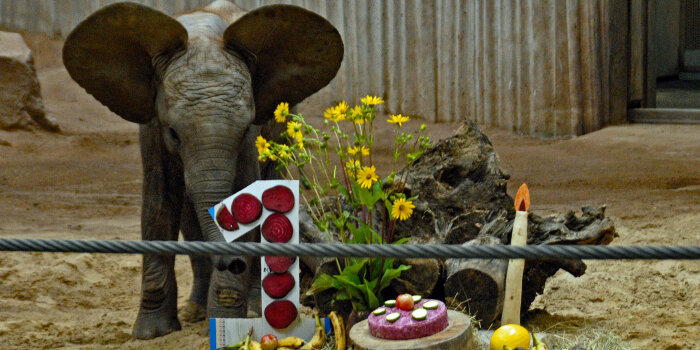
[368,295,448,340]
[351,294,474,350]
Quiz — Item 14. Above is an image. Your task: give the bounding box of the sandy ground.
[0,33,698,350]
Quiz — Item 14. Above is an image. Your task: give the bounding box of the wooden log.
[390,258,441,297]
[350,310,476,350]
[443,236,507,326]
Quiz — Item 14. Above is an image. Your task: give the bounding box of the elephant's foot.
[132,309,181,339]
[179,300,207,323]
[207,287,248,319]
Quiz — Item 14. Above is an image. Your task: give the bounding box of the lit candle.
[501,183,530,325]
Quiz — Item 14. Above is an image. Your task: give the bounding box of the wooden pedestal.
[349,310,476,350]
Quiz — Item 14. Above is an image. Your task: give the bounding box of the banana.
[247,340,262,350]
[530,333,548,350]
[329,311,346,350]
[301,313,326,349]
[278,336,305,349]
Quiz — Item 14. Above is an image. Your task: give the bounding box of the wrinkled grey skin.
[62,1,343,339]
[137,32,258,338]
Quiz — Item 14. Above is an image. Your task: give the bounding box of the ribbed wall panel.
[0,0,626,136]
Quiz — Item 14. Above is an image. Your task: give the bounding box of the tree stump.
[299,121,617,326]
[350,310,476,350]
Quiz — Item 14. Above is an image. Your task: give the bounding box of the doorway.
[629,0,700,123]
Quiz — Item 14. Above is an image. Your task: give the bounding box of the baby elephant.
[62,0,343,339]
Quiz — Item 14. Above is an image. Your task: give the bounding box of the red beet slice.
[265,300,298,329]
[232,193,262,224]
[262,185,295,213]
[216,206,239,231]
[262,213,293,243]
[262,271,295,298]
[265,256,296,273]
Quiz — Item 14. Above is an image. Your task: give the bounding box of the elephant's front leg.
[133,125,184,339]
[178,197,212,324]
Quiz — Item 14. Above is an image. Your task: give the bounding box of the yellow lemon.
[489,324,531,350]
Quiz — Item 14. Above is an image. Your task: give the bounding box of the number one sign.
[208,180,317,348]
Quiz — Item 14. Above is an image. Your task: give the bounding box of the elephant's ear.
[223,5,344,125]
[62,3,187,124]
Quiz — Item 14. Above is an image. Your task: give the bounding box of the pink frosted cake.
[367,298,448,340]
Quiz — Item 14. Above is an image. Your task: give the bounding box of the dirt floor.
[0,33,698,350]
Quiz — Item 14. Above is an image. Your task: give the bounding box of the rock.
[0,31,59,131]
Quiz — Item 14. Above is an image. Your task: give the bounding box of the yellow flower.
[258,150,276,162]
[274,102,289,123]
[391,198,415,221]
[350,106,364,124]
[359,145,370,157]
[324,106,345,122]
[345,159,361,171]
[387,114,410,127]
[361,95,384,106]
[356,165,378,189]
[278,146,292,160]
[255,135,270,155]
[287,121,303,144]
[335,101,349,115]
[348,145,369,157]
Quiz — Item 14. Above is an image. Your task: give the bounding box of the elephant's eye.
[168,127,180,145]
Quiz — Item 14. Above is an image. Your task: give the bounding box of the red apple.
[396,294,414,311]
[260,334,278,350]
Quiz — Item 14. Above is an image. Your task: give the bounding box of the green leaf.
[378,264,411,292]
[384,199,394,217]
[383,258,396,271]
[369,258,383,280]
[340,261,366,280]
[347,222,370,244]
[364,283,380,309]
[306,273,338,295]
[353,182,374,206]
[348,257,367,267]
[334,289,350,301]
[337,184,350,200]
[371,181,384,203]
[392,237,411,245]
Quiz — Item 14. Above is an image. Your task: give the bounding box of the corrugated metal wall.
[0,0,627,136]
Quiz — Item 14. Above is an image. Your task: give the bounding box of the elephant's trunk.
[184,139,246,273]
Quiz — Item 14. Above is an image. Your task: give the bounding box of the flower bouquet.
[257,95,431,315]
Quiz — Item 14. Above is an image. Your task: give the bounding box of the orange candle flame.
[514,183,530,212]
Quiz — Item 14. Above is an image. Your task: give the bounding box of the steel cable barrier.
[0,239,699,260]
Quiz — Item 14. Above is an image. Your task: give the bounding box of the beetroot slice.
[216,206,239,231]
[265,256,296,273]
[262,271,295,298]
[262,185,295,213]
[262,213,293,243]
[232,193,262,224]
[264,300,298,329]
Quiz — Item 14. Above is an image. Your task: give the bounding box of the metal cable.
[0,238,699,260]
